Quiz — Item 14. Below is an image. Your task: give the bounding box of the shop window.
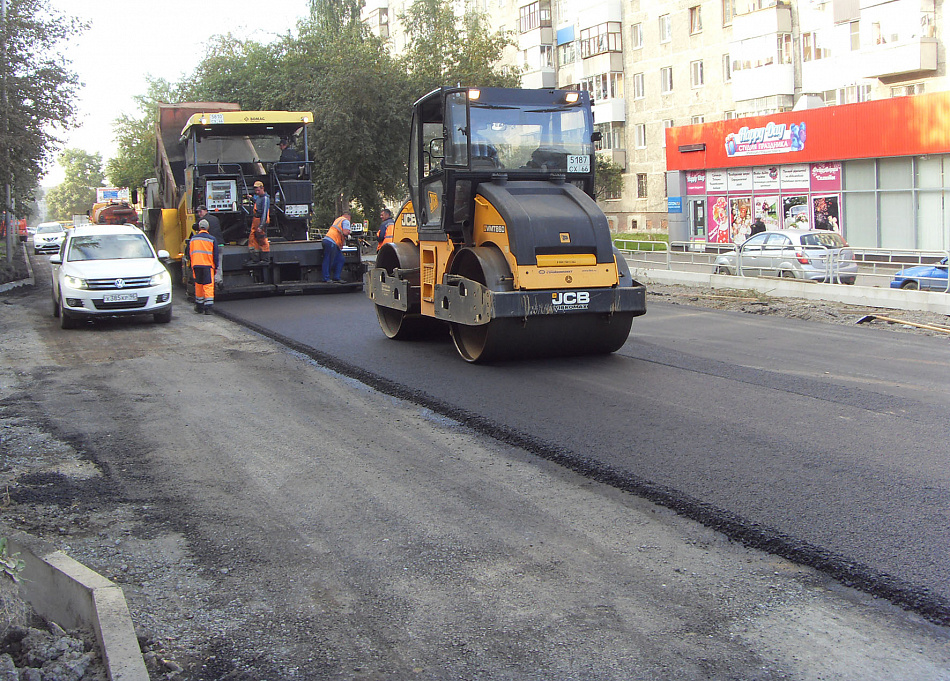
[690,60,704,87]
[722,54,732,82]
[916,156,944,189]
[880,193,915,248]
[637,173,648,198]
[689,6,703,34]
[879,158,913,190]
[659,14,671,43]
[631,23,643,49]
[843,193,877,247]
[917,191,950,251]
[843,159,876,191]
[660,66,673,93]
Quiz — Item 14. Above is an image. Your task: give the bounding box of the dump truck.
[366,86,647,362]
[144,103,363,298]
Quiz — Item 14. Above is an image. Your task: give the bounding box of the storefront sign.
[753,166,780,191]
[686,171,706,195]
[667,197,683,213]
[727,168,753,191]
[707,170,727,193]
[810,162,842,191]
[724,121,806,158]
[780,165,810,189]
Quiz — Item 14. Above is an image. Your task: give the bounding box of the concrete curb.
[633,266,950,316]
[4,528,149,681]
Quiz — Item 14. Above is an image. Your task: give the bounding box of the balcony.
[592,99,625,124]
[731,63,794,101]
[858,38,937,78]
[596,148,626,171]
[732,4,791,40]
[521,68,557,89]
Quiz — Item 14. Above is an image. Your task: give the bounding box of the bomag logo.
[551,291,590,310]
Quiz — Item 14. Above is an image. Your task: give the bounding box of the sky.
[41,0,312,187]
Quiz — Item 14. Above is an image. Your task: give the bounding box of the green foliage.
[0,0,85,217]
[0,538,25,584]
[595,155,624,202]
[399,0,520,92]
[44,149,104,221]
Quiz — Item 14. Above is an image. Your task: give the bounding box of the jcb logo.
[552,291,589,305]
[401,213,417,227]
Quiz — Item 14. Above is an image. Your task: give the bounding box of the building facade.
[365,0,949,241]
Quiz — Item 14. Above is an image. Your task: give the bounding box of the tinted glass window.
[800,232,846,248]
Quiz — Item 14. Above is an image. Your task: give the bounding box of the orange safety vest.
[327,216,349,247]
[376,220,395,252]
[189,231,216,269]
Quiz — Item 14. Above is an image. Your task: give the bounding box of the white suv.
[32,221,67,254]
[50,223,173,329]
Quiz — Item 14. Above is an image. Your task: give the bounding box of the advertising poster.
[812,194,841,231]
[780,165,810,189]
[753,167,781,191]
[708,196,730,243]
[754,196,779,230]
[730,197,753,242]
[783,195,810,229]
[707,170,728,194]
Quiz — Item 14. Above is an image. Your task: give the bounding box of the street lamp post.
[1,0,11,263]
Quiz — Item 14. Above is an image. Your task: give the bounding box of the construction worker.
[249,181,270,262]
[376,208,394,252]
[189,219,219,315]
[322,210,351,283]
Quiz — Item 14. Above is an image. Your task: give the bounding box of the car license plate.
[103,293,138,303]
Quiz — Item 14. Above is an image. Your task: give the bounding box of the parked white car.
[32,221,67,254]
[49,223,172,329]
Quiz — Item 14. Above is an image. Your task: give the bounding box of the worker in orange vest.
[189,220,220,314]
[376,208,394,252]
[248,181,270,262]
[322,210,351,282]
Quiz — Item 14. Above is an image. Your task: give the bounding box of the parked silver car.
[714,229,857,284]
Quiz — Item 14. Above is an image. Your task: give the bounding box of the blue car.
[890,257,949,291]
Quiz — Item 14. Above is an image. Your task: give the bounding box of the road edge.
[2,526,149,681]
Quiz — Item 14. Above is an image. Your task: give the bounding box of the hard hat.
[253,181,264,188]
[198,219,209,230]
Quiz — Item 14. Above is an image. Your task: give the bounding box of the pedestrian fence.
[615,239,950,293]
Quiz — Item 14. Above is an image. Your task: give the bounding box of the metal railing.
[615,239,950,292]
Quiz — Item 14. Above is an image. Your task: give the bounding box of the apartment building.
[365,0,949,242]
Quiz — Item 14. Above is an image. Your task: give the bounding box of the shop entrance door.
[689,199,706,240]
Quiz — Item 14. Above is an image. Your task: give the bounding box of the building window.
[691,115,705,124]
[777,33,792,64]
[723,110,736,119]
[689,6,703,34]
[659,14,671,43]
[802,32,829,61]
[722,53,732,82]
[635,123,647,149]
[660,66,673,93]
[631,23,643,49]
[580,22,622,58]
[891,83,924,97]
[558,41,576,66]
[637,173,648,198]
[633,72,645,99]
[850,20,860,51]
[581,72,624,101]
[662,119,673,148]
[690,60,704,87]
[722,0,734,26]
[540,44,553,68]
[594,122,625,150]
[519,1,551,32]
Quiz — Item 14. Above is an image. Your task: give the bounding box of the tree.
[0,0,84,257]
[595,155,624,202]
[106,78,184,191]
[399,0,520,92]
[44,149,103,221]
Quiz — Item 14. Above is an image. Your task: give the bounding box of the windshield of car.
[800,232,847,248]
[37,223,63,234]
[68,233,154,261]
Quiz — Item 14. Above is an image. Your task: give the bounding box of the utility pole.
[1,0,11,263]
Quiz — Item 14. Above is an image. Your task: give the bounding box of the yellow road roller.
[366,87,646,362]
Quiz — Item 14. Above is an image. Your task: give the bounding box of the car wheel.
[52,292,60,317]
[715,266,731,275]
[153,307,172,324]
[59,297,78,329]
[779,269,795,278]
[900,280,919,291]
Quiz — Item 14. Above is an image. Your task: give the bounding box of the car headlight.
[64,274,87,289]
[150,269,171,286]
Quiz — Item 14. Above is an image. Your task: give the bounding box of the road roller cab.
[366,86,646,362]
